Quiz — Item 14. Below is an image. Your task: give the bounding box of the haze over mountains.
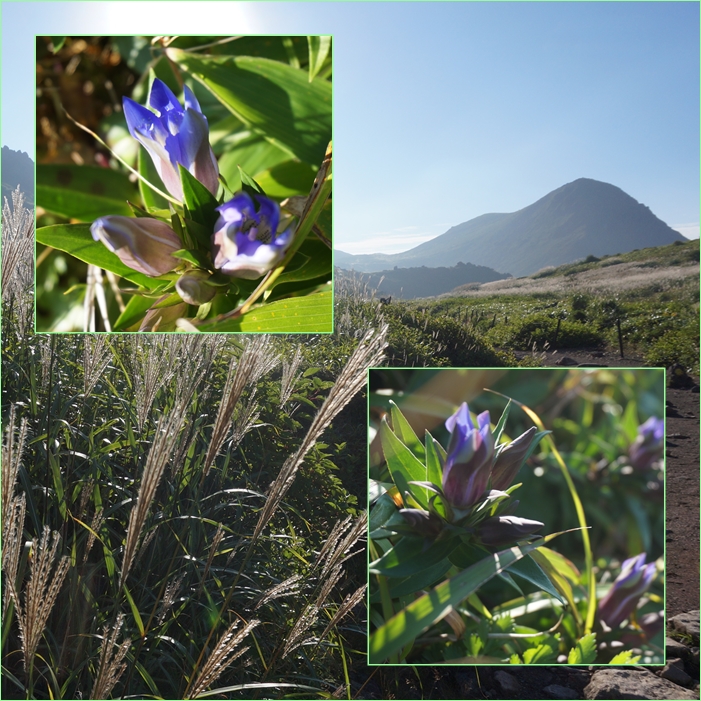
[336,178,687,277]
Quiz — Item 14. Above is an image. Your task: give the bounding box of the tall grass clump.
[2,299,388,698]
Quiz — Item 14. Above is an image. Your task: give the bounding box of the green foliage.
[1,326,370,699]
[35,35,332,332]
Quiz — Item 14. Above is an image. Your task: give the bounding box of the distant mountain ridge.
[337,260,510,300]
[1,146,34,207]
[336,178,686,277]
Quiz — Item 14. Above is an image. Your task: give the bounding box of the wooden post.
[616,318,624,358]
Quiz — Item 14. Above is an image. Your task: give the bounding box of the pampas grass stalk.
[8,526,70,676]
[185,618,260,699]
[120,403,189,589]
[251,326,387,543]
[90,613,131,700]
[203,336,279,476]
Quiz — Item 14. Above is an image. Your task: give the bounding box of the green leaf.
[113,294,158,331]
[369,492,399,534]
[425,433,444,495]
[608,649,641,664]
[273,239,331,287]
[253,160,317,199]
[123,584,145,637]
[179,165,220,235]
[380,418,429,510]
[567,632,597,664]
[384,558,454,600]
[529,548,582,627]
[50,36,66,52]
[390,401,426,462]
[523,642,557,664]
[237,165,267,198]
[307,36,332,81]
[492,399,512,444]
[203,290,332,332]
[36,223,159,288]
[369,529,572,662]
[169,50,332,165]
[507,554,565,604]
[171,248,212,269]
[37,164,138,220]
[370,535,459,578]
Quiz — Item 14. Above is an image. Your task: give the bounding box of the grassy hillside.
[336,239,699,372]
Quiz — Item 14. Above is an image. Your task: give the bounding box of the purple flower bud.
[477,515,544,547]
[399,509,443,539]
[90,216,182,277]
[441,403,494,509]
[491,426,539,490]
[175,272,216,306]
[211,193,294,279]
[123,78,219,201]
[597,553,656,628]
[628,417,664,471]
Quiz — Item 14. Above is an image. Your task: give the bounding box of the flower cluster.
[399,402,544,547]
[90,79,294,304]
[597,553,656,629]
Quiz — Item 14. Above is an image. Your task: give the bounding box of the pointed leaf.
[168,50,332,165]
[201,290,332,332]
[37,164,137,220]
[307,36,331,81]
[390,400,426,461]
[567,632,597,664]
[506,553,565,604]
[369,529,575,662]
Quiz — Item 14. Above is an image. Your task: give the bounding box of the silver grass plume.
[316,584,367,644]
[282,602,318,658]
[2,406,29,614]
[2,405,27,530]
[251,326,387,543]
[82,509,104,565]
[130,336,178,432]
[185,618,260,699]
[120,402,189,589]
[2,493,25,616]
[2,186,34,304]
[230,388,261,450]
[83,335,112,397]
[157,572,186,626]
[312,516,352,572]
[279,345,304,409]
[90,613,131,700]
[317,512,368,581]
[203,336,279,475]
[8,526,70,671]
[254,574,303,611]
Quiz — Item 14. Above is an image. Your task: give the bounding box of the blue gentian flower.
[442,402,494,509]
[123,78,219,202]
[597,553,656,628]
[211,192,294,279]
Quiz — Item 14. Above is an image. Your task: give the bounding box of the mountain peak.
[336,179,685,276]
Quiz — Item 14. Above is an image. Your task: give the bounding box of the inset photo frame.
[35,35,332,332]
[368,367,665,666]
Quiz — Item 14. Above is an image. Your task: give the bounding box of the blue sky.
[2,1,699,253]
